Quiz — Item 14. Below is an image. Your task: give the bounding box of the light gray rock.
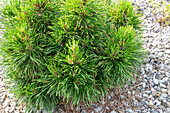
[154,99,161,105]
[167,85,170,90]
[9,107,15,113]
[143,94,148,97]
[153,78,159,85]
[94,106,102,112]
[81,109,87,113]
[5,106,10,112]
[126,109,133,113]
[158,52,164,57]
[161,102,170,108]
[160,83,166,88]
[152,90,157,96]
[143,82,146,88]
[158,80,164,84]
[161,94,168,98]
[145,91,151,94]
[159,96,164,101]
[161,89,167,93]
[168,90,170,96]
[111,111,117,113]
[165,50,170,54]
[149,79,154,86]
[162,77,168,82]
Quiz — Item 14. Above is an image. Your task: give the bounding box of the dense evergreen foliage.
[0,0,145,112]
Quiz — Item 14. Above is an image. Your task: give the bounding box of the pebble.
[161,89,167,93]
[111,111,117,113]
[159,96,164,101]
[161,102,170,108]
[160,83,166,88]
[161,94,168,98]
[145,91,151,94]
[143,94,148,97]
[153,78,159,85]
[154,99,161,105]
[165,50,170,54]
[126,109,133,113]
[158,52,164,57]
[94,106,102,112]
[162,77,168,82]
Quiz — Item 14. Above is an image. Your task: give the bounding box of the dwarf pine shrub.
[107,0,142,29]
[0,0,145,112]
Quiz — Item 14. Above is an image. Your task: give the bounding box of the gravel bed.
[0,0,170,113]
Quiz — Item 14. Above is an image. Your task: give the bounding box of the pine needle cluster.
[0,0,145,112]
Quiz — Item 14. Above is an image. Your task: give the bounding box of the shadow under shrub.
[0,0,145,112]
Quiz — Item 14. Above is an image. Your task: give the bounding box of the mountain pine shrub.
[0,0,145,112]
[106,0,142,29]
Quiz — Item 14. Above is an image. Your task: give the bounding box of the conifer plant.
[0,0,145,112]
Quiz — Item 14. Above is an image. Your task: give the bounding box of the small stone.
[111,111,117,113]
[159,96,164,101]
[167,108,170,112]
[128,91,131,95]
[144,100,148,105]
[9,107,15,113]
[94,106,102,112]
[105,107,109,110]
[145,91,151,94]
[121,95,125,100]
[148,95,152,98]
[143,82,146,89]
[152,90,157,96]
[167,85,170,90]
[168,90,170,96]
[165,50,170,54]
[14,110,20,113]
[143,94,148,97]
[0,82,5,87]
[149,79,154,86]
[3,99,11,109]
[161,89,167,93]
[20,109,26,113]
[162,77,168,82]
[160,83,166,88]
[158,110,163,113]
[126,109,133,113]
[156,93,161,97]
[144,74,147,78]
[161,71,165,74]
[165,72,170,76]
[5,106,10,112]
[161,102,170,108]
[161,94,168,98]
[158,80,164,83]
[154,99,161,105]
[1,93,7,103]
[164,45,169,49]
[133,91,136,95]
[149,100,154,105]
[148,105,155,109]
[155,74,164,79]
[7,93,14,98]
[163,99,167,103]
[158,52,164,57]
[107,95,111,99]
[153,79,159,85]
[152,111,159,113]
[10,101,16,107]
